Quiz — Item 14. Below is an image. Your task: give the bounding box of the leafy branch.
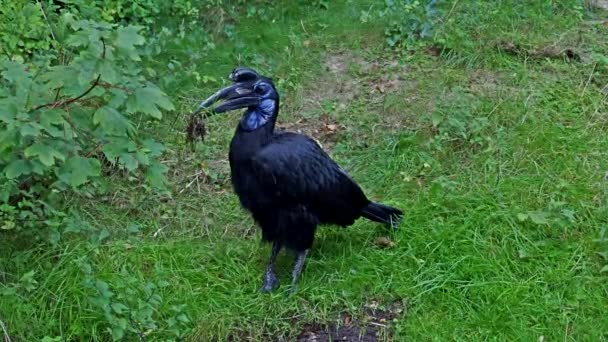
[0,19,174,242]
[31,39,106,111]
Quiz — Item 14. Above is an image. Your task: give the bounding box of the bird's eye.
[255,85,266,94]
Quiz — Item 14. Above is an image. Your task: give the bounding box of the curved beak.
[196,81,260,114]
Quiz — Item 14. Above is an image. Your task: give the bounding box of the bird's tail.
[361,201,403,228]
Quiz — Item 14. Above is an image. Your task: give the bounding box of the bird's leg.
[289,249,309,293]
[261,241,281,292]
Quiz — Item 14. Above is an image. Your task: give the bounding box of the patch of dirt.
[296,300,406,342]
[318,52,361,104]
[468,69,506,97]
[276,113,346,150]
[496,41,588,62]
[325,53,352,74]
[170,155,231,195]
[303,51,410,111]
[282,51,413,144]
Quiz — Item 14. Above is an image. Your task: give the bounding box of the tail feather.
[361,201,403,228]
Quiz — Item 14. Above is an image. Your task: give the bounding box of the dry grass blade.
[0,318,11,342]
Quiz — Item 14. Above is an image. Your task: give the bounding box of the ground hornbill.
[194,67,403,293]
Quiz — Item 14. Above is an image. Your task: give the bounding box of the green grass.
[2,0,608,340]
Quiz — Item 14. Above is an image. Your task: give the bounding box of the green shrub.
[0,0,57,60]
[381,0,444,50]
[0,14,173,243]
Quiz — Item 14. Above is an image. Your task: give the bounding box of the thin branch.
[98,81,133,94]
[31,74,101,111]
[53,87,62,102]
[100,37,107,59]
[31,38,106,112]
[37,0,57,42]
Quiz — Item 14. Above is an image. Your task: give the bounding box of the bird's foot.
[286,249,309,295]
[286,283,298,295]
[260,272,279,292]
[390,213,403,229]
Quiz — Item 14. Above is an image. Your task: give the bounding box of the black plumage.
[196,67,403,292]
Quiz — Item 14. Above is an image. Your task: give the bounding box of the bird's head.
[197,67,279,131]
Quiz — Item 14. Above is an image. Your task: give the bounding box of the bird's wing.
[250,133,368,212]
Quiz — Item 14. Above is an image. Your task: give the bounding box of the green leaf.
[4,159,31,178]
[1,221,16,230]
[40,109,67,137]
[41,337,62,342]
[561,209,576,221]
[127,223,140,233]
[40,109,65,126]
[65,30,90,47]
[145,163,168,189]
[111,303,129,314]
[0,181,16,203]
[118,153,138,171]
[115,26,145,61]
[99,59,119,84]
[40,65,79,89]
[102,138,128,160]
[528,211,550,225]
[128,86,175,119]
[142,139,165,157]
[24,143,65,167]
[57,156,101,187]
[93,106,133,136]
[516,213,528,222]
[431,112,443,127]
[88,296,110,310]
[0,98,19,123]
[19,270,38,292]
[95,280,113,298]
[177,313,190,323]
[111,323,125,341]
[20,123,42,137]
[98,228,110,242]
[135,150,149,166]
[1,61,30,84]
[601,265,608,274]
[108,89,128,108]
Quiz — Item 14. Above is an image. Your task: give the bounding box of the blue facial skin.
[240,83,277,131]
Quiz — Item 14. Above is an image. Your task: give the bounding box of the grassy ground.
[2,1,608,340]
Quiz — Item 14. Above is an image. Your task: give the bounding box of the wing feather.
[250,133,368,224]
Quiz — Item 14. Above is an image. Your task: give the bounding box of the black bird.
[196,67,403,292]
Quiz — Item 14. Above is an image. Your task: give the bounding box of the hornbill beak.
[195,67,263,114]
[196,81,259,114]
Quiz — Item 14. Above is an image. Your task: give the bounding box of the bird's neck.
[230,120,275,162]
